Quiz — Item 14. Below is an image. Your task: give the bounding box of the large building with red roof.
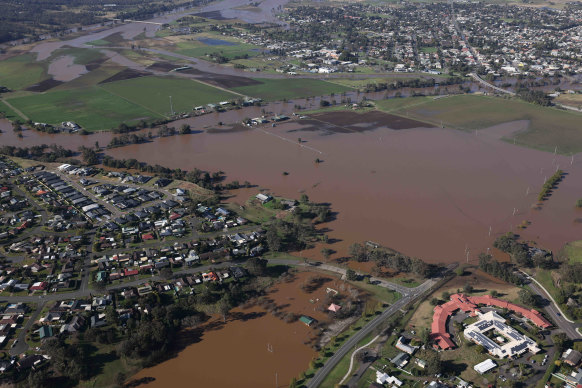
[430,293,552,351]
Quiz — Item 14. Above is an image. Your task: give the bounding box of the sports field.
[7,87,161,131]
[376,94,582,154]
[0,54,48,91]
[101,76,238,115]
[231,78,353,101]
[172,38,263,60]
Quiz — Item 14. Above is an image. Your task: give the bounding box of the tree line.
[348,243,438,278]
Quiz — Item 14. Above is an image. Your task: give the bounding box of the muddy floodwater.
[47,55,87,81]
[2,114,581,262]
[131,271,344,387]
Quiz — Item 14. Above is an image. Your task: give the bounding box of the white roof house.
[376,371,403,386]
[474,359,497,374]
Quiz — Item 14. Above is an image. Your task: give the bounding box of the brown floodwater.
[131,270,347,387]
[47,55,88,81]
[2,114,581,263]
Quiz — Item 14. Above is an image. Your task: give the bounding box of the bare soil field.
[26,78,64,92]
[98,68,150,84]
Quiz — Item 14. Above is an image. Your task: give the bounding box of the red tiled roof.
[431,293,552,350]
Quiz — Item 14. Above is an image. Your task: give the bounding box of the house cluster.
[195,204,248,232]
[431,294,551,353]
[0,303,29,348]
[92,227,263,285]
[30,170,110,221]
[90,181,166,211]
[216,2,582,76]
[389,335,426,373]
[193,97,262,114]
[0,193,35,241]
[5,234,84,292]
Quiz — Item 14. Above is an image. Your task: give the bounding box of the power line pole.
[169,95,174,116]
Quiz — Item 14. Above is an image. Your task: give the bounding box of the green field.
[376,94,582,154]
[0,54,48,91]
[563,240,582,264]
[7,87,161,131]
[0,100,25,121]
[420,46,438,53]
[232,78,353,101]
[101,76,238,115]
[173,39,263,60]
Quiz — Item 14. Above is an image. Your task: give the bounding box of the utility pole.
[169,95,174,116]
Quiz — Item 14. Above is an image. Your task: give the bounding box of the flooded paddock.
[130,271,352,387]
[2,113,581,263]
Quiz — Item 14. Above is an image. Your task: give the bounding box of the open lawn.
[232,78,353,101]
[172,38,263,60]
[7,87,161,131]
[0,100,24,121]
[101,75,238,115]
[376,94,582,154]
[563,240,582,264]
[555,93,582,108]
[0,54,48,91]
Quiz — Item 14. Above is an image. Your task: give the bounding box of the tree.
[246,257,268,276]
[105,306,119,326]
[289,377,298,388]
[552,333,568,352]
[300,193,309,204]
[160,267,173,280]
[321,248,332,259]
[346,269,357,281]
[463,283,473,294]
[266,228,281,252]
[216,296,232,323]
[115,372,126,387]
[421,327,430,345]
[490,290,499,298]
[349,243,367,262]
[518,288,539,307]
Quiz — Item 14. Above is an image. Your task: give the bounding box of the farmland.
[101,75,239,115]
[232,78,353,101]
[376,94,582,154]
[7,87,161,131]
[172,38,263,60]
[0,54,48,91]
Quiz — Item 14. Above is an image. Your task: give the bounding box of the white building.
[474,359,497,374]
[464,311,540,358]
[376,371,402,386]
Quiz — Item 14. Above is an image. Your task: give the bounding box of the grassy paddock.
[0,100,24,121]
[7,87,161,131]
[232,78,353,101]
[376,94,582,154]
[563,240,582,264]
[101,75,238,115]
[0,54,48,91]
